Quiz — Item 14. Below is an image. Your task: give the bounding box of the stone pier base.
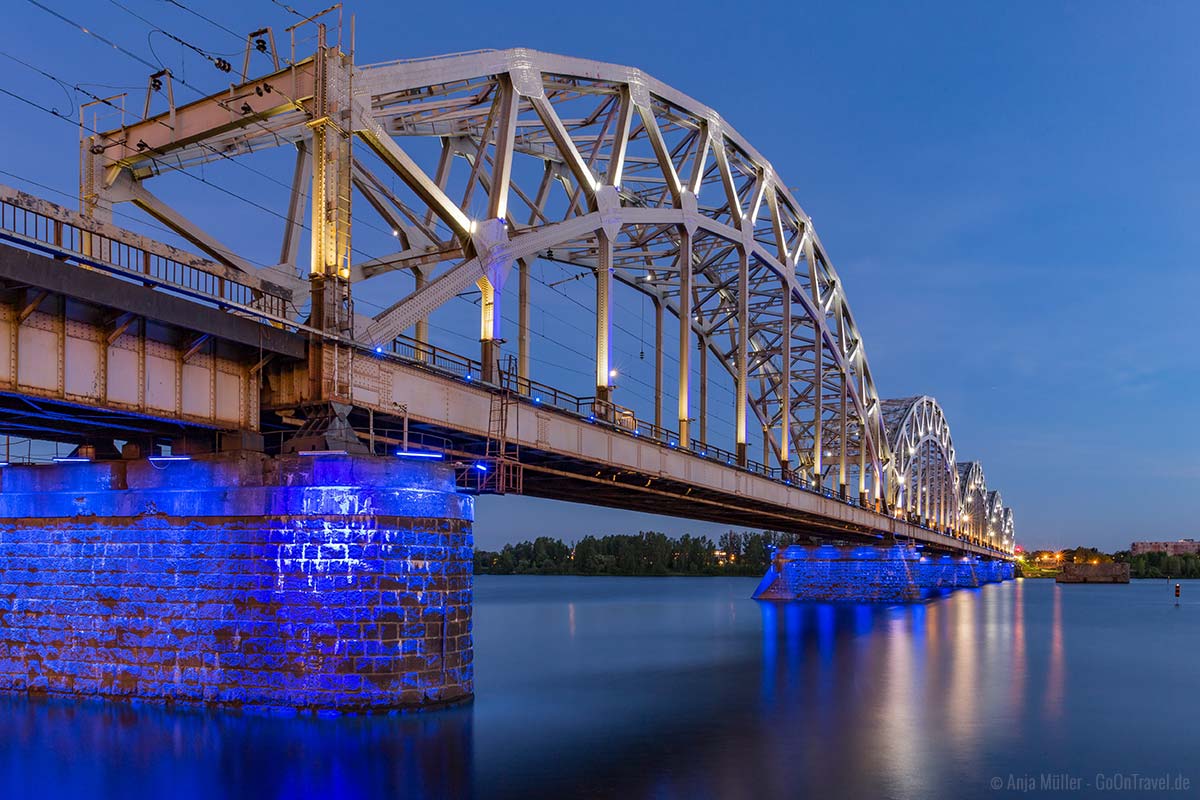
[753,545,924,603]
[754,546,1014,602]
[0,454,473,714]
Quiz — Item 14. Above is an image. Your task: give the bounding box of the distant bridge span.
[0,37,1013,556]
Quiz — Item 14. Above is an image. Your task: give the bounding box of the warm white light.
[609,368,618,378]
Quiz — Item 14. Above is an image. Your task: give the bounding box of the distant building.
[1131,539,1200,556]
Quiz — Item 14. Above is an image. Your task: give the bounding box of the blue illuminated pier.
[753,545,1014,603]
[0,454,473,714]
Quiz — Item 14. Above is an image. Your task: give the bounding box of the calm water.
[1,577,1196,799]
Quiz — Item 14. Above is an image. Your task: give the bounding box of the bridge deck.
[0,233,1005,559]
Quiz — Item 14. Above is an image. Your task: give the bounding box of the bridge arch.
[76,42,1014,550]
[881,396,958,530]
[957,461,989,544]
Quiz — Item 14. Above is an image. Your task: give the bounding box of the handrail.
[0,186,293,321]
[372,339,1008,554]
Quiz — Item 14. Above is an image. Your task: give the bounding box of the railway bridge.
[0,27,1015,713]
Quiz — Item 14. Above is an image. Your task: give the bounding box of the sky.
[1,0,1198,552]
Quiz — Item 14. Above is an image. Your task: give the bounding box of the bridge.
[0,21,1015,713]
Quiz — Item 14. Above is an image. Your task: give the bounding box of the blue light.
[587,414,595,422]
[395,450,443,460]
[374,345,384,354]
[149,455,191,463]
[52,457,90,463]
[297,450,348,457]
[534,396,542,404]
[0,461,8,467]
[473,462,489,472]
[464,373,472,381]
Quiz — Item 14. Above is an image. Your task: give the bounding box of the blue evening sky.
[2,1,1197,552]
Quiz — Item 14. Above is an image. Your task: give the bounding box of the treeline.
[474,530,800,576]
[1125,551,1200,579]
[1022,547,1200,579]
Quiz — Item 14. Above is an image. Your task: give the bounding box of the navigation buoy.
[1175,583,1181,606]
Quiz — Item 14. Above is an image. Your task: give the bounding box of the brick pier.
[0,454,473,714]
[753,545,1014,602]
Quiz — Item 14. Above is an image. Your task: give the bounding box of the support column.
[807,239,822,489]
[478,276,500,383]
[838,377,847,498]
[653,296,663,430]
[735,248,748,466]
[780,290,791,476]
[414,267,429,354]
[307,34,354,402]
[0,455,474,712]
[518,258,530,388]
[698,336,708,446]
[677,228,692,444]
[595,230,613,407]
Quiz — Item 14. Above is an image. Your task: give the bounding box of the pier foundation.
[0,454,473,713]
[754,545,1013,602]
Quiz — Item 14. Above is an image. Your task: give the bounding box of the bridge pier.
[0,454,473,714]
[754,545,1014,602]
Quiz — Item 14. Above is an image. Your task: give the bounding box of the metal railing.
[0,188,292,321]
[373,341,1008,551]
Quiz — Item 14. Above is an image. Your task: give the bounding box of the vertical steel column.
[806,238,822,489]
[595,230,613,407]
[838,375,848,498]
[677,228,692,444]
[858,372,868,504]
[915,451,923,521]
[653,296,663,430]
[479,276,499,383]
[780,289,791,476]
[735,248,748,466]
[307,29,353,401]
[518,258,530,389]
[698,336,707,446]
[414,267,429,353]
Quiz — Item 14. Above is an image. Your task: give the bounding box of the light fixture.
[395,451,442,460]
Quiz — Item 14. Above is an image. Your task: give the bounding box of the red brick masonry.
[0,454,473,714]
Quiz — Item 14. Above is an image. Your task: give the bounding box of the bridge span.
[0,23,1015,713]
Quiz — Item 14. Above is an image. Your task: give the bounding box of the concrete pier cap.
[0,453,474,714]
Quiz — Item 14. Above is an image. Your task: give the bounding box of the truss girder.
[82,47,1016,541]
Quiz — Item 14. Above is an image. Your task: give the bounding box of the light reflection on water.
[1,577,1196,799]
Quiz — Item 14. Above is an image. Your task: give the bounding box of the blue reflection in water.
[2,576,1199,799]
[758,601,777,704]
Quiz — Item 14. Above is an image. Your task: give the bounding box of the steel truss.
[78,36,1012,545]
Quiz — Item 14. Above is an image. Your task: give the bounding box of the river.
[0,576,1193,799]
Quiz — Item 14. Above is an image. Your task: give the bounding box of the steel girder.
[957,461,991,545]
[880,396,959,531]
[81,46,1014,509]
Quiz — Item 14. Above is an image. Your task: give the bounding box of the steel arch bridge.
[40,32,1013,552]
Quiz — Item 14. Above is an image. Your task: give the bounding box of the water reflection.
[1044,584,1065,720]
[11,576,1200,800]
[0,695,473,799]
